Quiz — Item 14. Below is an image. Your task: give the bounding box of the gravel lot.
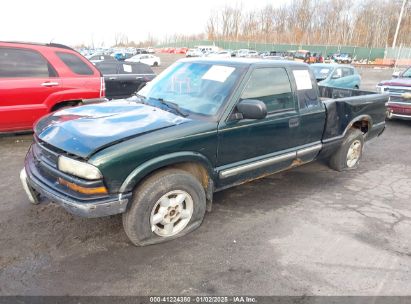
[1,55,410,296]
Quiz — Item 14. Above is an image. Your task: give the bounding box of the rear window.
[0,47,56,78]
[132,63,154,74]
[56,52,94,75]
[121,63,154,74]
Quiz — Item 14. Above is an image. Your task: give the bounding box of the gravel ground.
[1,55,410,296]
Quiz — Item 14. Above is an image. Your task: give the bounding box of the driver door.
[216,67,300,187]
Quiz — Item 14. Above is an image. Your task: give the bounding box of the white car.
[125,54,161,66]
[186,48,203,57]
[205,51,231,59]
[146,47,155,54]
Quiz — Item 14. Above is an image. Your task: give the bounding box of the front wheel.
[122,169,206,246]
[329,128,364,172]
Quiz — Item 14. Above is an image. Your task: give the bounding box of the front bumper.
[20,146,131,218]
[387,102,411,120]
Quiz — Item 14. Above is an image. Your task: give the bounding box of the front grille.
[33,137,60,168]
[388,88,407,94]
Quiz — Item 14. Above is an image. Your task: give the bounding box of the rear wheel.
[122,169,206,246]
[329,128,364,172]
[153,61,159,67]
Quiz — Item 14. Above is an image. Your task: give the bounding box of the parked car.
[306,52,324,64]
[186,48,204,57]
[262,55,285,60]
[334,53,353,64]
[0,41,105,133]
[310,64,361,89]
[246,50,259,58]
[113,52,134,61]
[125,54,161,67]
[205,51,231,58]
[88,54,116,64]
[146,47,155,54]
[95,61,155,99]
[377,66,411,120]
[135,48,148,55]
[294,50,310,62]
[20,58,387,246]
[233,49,250,57]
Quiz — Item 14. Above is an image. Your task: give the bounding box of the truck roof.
[180,57,308,69]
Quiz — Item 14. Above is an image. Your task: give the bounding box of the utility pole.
[392,0,407,48]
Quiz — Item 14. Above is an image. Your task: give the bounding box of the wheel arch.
[119,152,215,195]
[343,115,372,137]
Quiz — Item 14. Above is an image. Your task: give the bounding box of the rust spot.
[291,159,303,167]
[171,162,209,189]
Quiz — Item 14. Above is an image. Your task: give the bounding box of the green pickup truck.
[20,58,387,246]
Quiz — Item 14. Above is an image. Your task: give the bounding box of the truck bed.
[318,86,388,151]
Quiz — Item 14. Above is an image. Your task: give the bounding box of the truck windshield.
[138,62,244,116]
[311,66,332,79]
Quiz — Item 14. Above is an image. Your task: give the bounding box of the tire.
[153,61,158,67]
[354,85,359,89]
[122,169,206,246]
[329,128,364,172]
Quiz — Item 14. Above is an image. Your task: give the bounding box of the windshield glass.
[311,66,333,79]
[138,62,244,116]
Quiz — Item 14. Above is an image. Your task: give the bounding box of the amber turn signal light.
[58,178,108,195]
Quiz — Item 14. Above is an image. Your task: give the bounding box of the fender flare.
[119,151,215,193]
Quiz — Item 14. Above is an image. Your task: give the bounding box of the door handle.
[109,76,118,80]
[289,117,300,128]
[135,76,143,79]
[41,82,59,87]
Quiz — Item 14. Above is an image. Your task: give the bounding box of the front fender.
[119,151,215,193]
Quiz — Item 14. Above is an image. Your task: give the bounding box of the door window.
[56,51,94,75]
[333,68,343,78]
[240,68,294,113]
[342,68,353,77]
[96,62,118,74]
[0,47,55,78]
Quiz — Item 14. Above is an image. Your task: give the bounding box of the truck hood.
[34,100,190,158]
[379,78,411,87]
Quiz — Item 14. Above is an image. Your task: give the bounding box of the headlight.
[58,156,103,180]
[376,85,386,93]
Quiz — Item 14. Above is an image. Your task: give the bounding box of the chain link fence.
[158,40,411,62]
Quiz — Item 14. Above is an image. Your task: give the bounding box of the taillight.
[100,77,105,97]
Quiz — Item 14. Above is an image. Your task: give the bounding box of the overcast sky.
[0,0,289,47]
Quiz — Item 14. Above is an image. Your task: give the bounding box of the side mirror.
[235,99,267,120]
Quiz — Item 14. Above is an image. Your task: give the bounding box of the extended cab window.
[0,47,55,78]
[56,52,94,75]
[240,68,294,113]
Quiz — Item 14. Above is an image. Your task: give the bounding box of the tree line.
[205,0,411,48]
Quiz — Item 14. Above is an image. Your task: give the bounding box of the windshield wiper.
[152,98,189,117]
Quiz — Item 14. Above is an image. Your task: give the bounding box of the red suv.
[0,42,105,132]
